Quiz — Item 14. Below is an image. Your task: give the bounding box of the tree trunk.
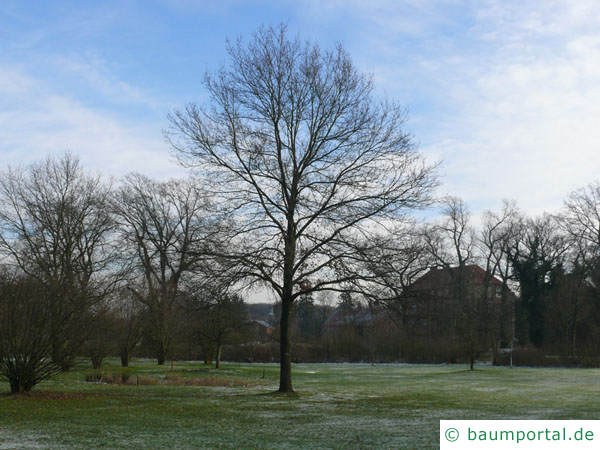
[157,342,166,365]
[120,350,130,367]
[156,336,168,365]
[10,377,33,394]
[491,338,499,366]
[278,210,296,393]
[91,355,104,369]
[10,379,22,394]
[215,343,222,369]
[469,339,475,370]
[279,297,293,392]
[369,302,376,366]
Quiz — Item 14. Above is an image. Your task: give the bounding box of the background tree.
[81,304,118,369]
[510,214,568,348]
[562,182,600,264]
[167,24,436,392]
[0,153,119,370]
[559,182,600,357]
[544,263,587,358]
[423,196,487,369]
[113,174,214,365]
[112,288,145,367]
[477,200,520,363]
[187,288,249,369]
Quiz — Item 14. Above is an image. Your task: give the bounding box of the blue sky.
[2,0,600,219]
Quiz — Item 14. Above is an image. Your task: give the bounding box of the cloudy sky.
[2,0,599,218]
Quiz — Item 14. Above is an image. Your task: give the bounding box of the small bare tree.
[423,197,488,369]
[187,287,249,369]
[0,271,59,393]
[478,200,520,364]
[113,174,215,365]
[112,287,146,367]
[167,25,436,391]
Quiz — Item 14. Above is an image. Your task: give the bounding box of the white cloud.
[0,66,36,95]
[442,1,600,213]
[0,65,184,180]
[332,0,600,218]
[51,53,163,109]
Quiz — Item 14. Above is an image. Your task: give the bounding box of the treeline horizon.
[1,151,599,394]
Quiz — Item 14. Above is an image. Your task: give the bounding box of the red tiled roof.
[409,265,503,291]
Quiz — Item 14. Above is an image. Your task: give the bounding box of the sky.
[1,0,600,220]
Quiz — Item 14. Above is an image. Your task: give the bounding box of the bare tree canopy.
[112,174,216,365]
[478,200,520,280]
[0,154,116,286]
[167,25,437,392]
[424,196,475,269]
[562,182,600,263]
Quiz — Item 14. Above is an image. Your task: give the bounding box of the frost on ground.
[0,430,48,449]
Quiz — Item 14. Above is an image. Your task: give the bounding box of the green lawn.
[2,361,600,449]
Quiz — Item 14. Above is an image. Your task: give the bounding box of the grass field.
[2,360,600,449]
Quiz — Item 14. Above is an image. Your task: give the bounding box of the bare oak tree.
[167,25,436,391]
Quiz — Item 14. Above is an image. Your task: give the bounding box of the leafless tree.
[113,174,216,365]
[167,25,436,391]
[558,182,600,357]
[424,196,475,269]
[0,271,59,393]
[562,182,600,265]
[112,287,146,367]
[423,197,489,369]
[478,200,520,364]
[186,286,249,369]
[82,304,118,369]
[0,153,120,370]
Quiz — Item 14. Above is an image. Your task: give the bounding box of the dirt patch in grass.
[84,372,256,387]
[164,375,255,387]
